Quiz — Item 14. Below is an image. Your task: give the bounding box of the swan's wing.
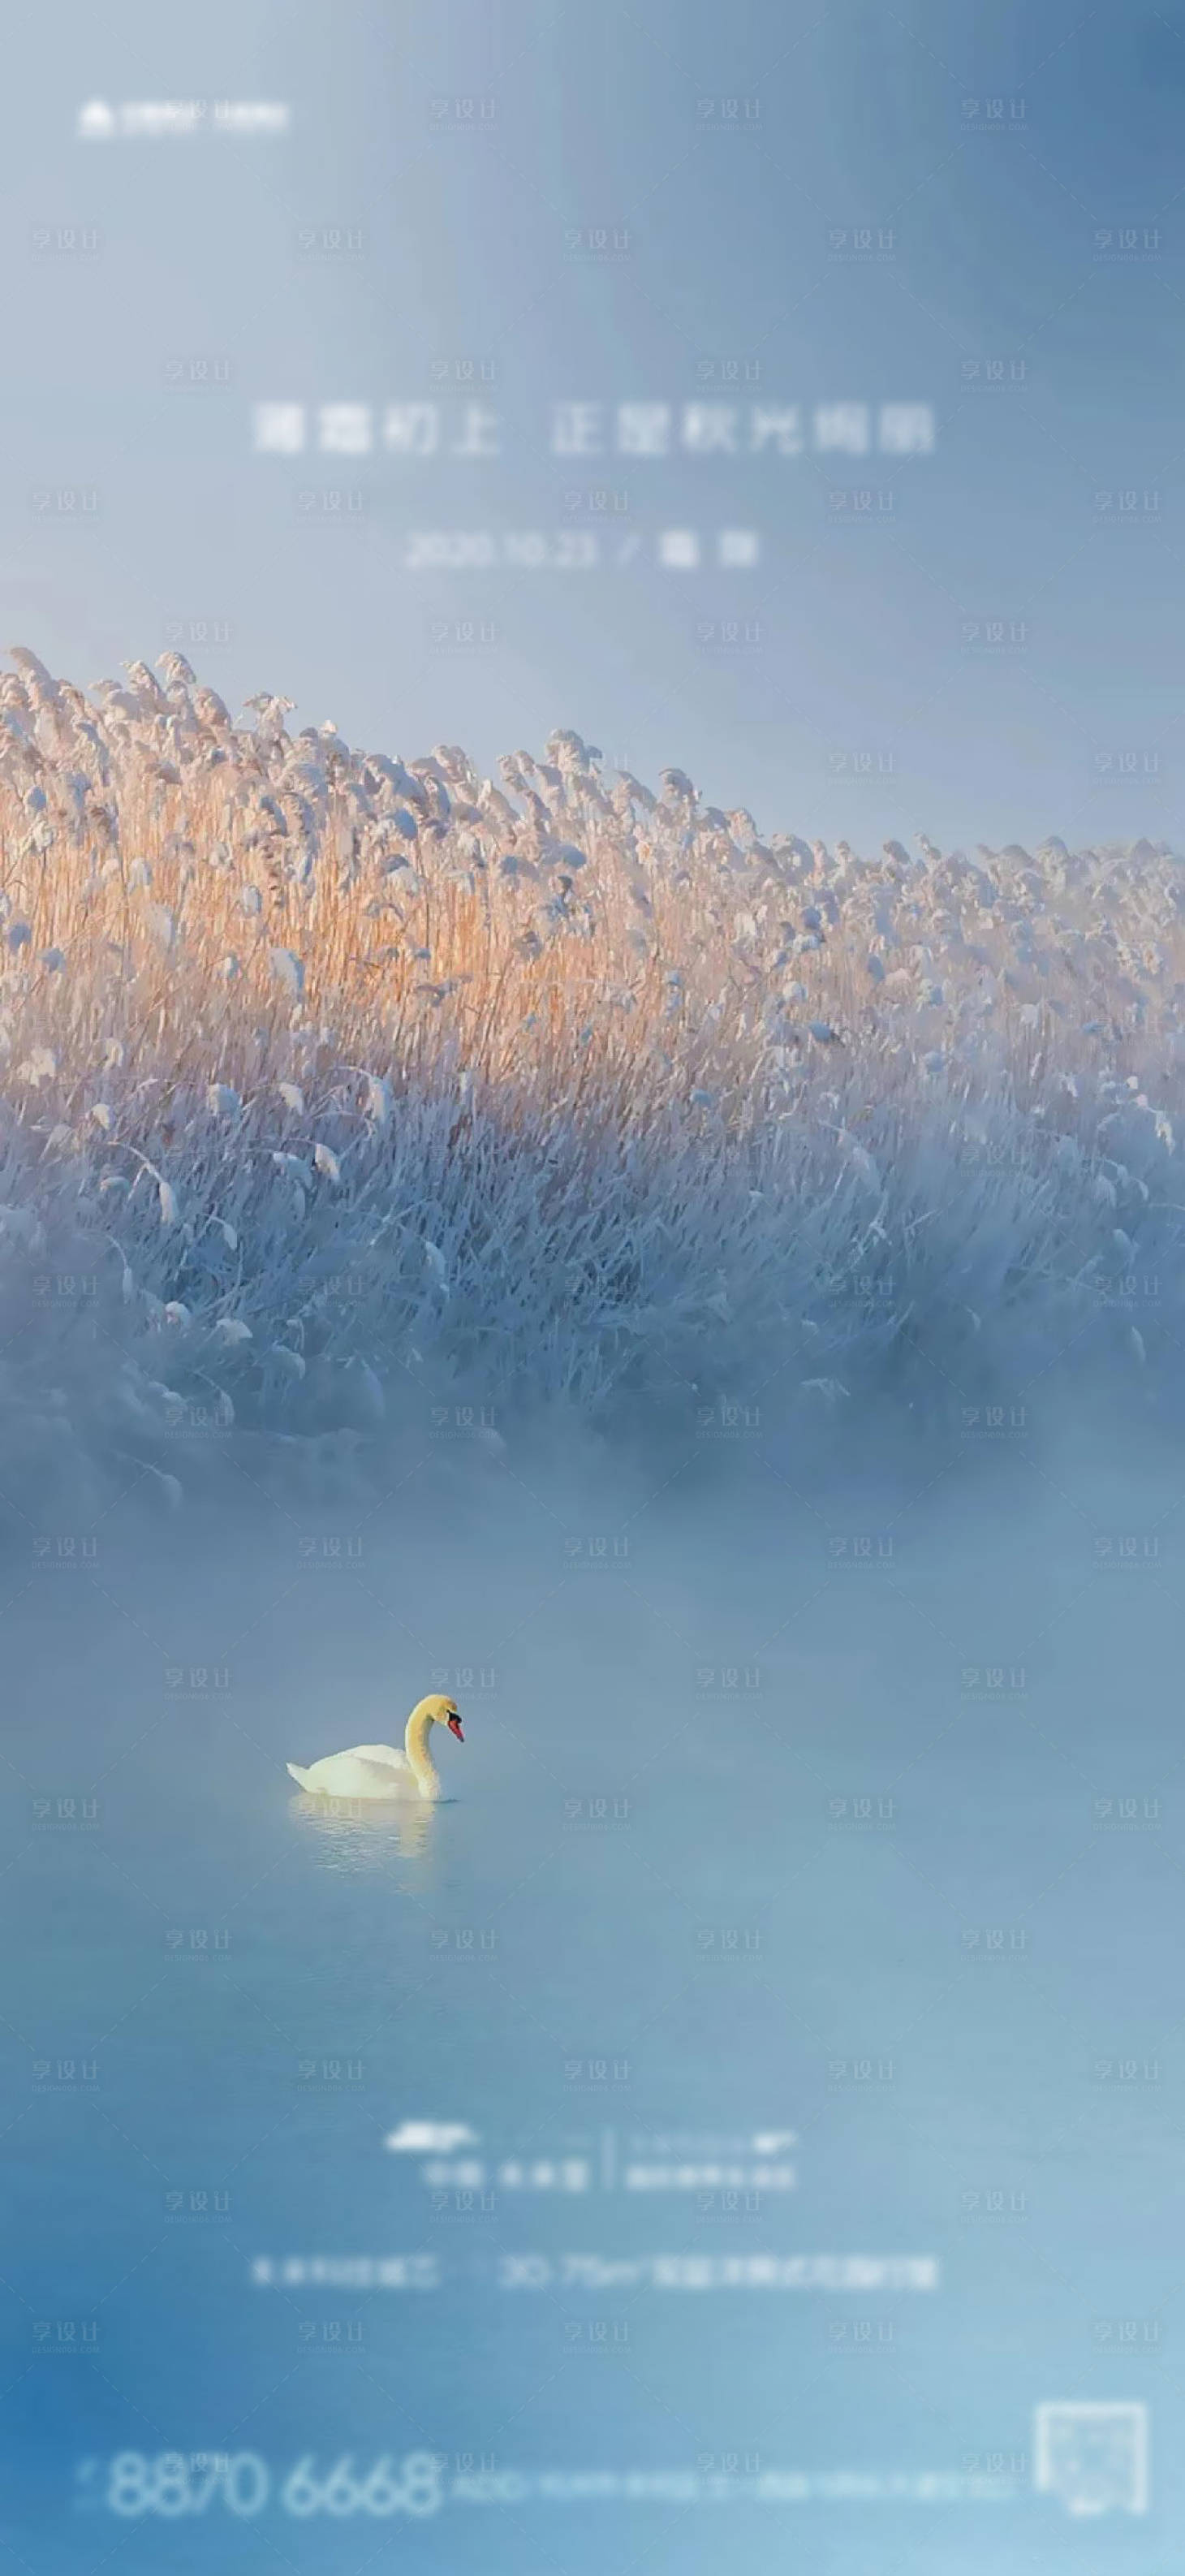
[336,1743,407,1768]
[297,1746,414,1798]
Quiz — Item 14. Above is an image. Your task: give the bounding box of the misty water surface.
[4,1427,1183,2571]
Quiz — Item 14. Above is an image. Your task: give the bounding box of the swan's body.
[287,1695,463,1803]
[287,1745,420,1801]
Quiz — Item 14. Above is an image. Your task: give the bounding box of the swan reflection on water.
[287,1792,437,1864]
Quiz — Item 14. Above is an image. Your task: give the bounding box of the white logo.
[384,2120,478,2152]
[1034,2402,1148,2517]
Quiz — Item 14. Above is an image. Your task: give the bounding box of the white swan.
[287,1694,464,1803]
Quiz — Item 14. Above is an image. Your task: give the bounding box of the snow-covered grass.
[0,643,1183,1518]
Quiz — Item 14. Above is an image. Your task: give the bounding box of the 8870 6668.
[77,2450,444,2519]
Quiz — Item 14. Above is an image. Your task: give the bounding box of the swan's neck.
[404,1706,441,1799]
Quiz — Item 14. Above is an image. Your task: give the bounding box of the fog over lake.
[4,1416,1181,2567]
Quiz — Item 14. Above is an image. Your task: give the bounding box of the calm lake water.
[5,1428,1183,2570]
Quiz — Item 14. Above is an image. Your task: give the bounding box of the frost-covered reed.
[0,643,1183,1514]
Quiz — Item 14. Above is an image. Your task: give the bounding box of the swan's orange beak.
[447,1714,464,1741]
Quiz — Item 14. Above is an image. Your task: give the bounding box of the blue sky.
[3,0,1183,844]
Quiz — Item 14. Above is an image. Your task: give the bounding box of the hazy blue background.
[5,9,1185,2560]
[2,0,1183,845]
